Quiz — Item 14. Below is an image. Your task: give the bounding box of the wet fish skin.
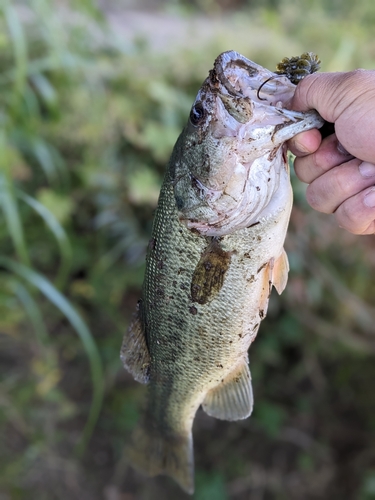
[121,51,324,494]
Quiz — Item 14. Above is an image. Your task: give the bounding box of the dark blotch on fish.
[191,239,231,305]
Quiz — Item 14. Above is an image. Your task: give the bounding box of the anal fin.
[272,248,289,294]
[120,301,150,384]
[202,360,253,421]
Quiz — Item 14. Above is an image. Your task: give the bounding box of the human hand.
[288,70,375,234]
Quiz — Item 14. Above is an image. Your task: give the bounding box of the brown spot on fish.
[267,147,279,161]
[189,306,198,315]
[157,260,164,269]
[191,239,231,305]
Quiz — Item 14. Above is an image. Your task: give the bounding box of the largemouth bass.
[121,51,324,494]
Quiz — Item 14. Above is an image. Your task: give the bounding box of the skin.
[287,70,375,235]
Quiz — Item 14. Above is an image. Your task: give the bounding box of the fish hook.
[256,75,284,101]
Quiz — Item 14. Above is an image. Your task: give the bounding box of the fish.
[121,50,324,494]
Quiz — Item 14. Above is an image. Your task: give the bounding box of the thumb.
[291,69,375,162]
[291,71,359,123]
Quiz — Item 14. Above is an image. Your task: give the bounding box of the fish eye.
[190,102,205,126]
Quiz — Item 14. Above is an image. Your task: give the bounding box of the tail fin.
[127,423,194,494]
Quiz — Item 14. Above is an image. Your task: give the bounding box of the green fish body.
[121,51,324,494]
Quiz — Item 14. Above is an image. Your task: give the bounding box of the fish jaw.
[173,51,324,237]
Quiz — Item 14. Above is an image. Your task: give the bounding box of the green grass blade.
[0,171,30,266]
[0,256,104,455]
[30,137,60,185]
[16,189,73,288]
[13,280,49,346]
[29,73,58,109]
[2,1,28,102]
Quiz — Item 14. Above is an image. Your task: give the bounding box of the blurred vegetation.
[1,0,375,499]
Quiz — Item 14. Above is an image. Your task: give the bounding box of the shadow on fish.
[121,50,324,494]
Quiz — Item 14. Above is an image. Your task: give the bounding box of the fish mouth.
[209,50,324,148]
[213,51,297,115]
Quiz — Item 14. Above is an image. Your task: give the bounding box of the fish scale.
[121,50,324,494]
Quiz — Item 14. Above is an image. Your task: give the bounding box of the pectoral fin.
[120,301,150,384]
[202,360,253,421]
[271,248,289,294]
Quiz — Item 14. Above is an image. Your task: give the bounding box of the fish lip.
[269,108,325,144]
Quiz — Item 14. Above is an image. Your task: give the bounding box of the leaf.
[35,188,74,224]
[29,73,58,109]
[0,170,30,266]
[30,137,68,186]
[13,280,49,346]
[2,1,28,102]
[17,189,73,288]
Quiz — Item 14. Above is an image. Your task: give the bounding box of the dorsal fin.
[120,301,150,384]
[202,360,253,421]
[271,248,289,294]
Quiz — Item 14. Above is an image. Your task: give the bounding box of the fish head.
[173,51,324,236]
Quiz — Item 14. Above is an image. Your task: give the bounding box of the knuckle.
[305,184,323,212]
[331,167,351,196]
[348,68,369,83]
[335,199,369,234]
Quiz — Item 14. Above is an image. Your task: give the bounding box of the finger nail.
[294,140,312,154]
[364,188,375,208]
[337,141,350,156]
[359,162,375,178]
